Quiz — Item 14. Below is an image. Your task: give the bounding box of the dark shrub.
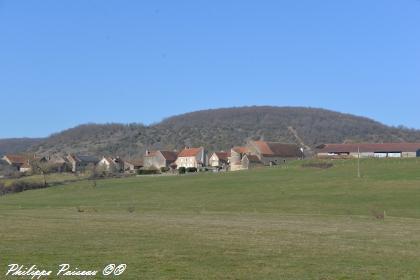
[8,172,24,179]
[160,167,170,173]
[0,182,6,195]
[186,167,198,173]
[301,162,333,169]
[0,181,47,196]
[137,169,159,175]
[178,167,186,174]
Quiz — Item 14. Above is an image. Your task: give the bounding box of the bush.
[0,162,19,178]
[7,171,25,179]
[0,181,48,196]
[186,167,198,173]
[178,167,186,174]
[160,167,170,173]
[137,169,160,175]
[301,162,333,169]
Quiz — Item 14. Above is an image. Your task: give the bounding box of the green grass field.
[1,159,420,279]
[0,172,89,187]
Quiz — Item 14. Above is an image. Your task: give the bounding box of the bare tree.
[29,159,52,187]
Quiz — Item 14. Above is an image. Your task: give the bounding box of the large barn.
[316,143,420,159]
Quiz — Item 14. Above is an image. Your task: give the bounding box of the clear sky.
[0,0,419,138]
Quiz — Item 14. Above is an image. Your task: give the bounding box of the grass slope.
[1,159,420,279]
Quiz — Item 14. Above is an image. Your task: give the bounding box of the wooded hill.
[0,138,43,156]
[4,107,420,157]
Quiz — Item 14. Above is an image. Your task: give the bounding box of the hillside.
[23,106,420,157]
[0,138,43,156]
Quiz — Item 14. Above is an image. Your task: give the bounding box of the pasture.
[1,159,420,279]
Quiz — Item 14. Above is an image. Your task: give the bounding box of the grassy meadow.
[1,159,420,279]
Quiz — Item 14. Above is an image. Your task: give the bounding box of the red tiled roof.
[317,143,420,153]
[246,154,262,163]
[178,147,202,157]
[214,151,230,160]
[252,141,302,157]
[160,151,178,161]
[3,155,28,165]
[232,146,249,154]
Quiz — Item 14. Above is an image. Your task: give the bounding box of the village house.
[143,150,178,170]
[229,146,250,171]
[123,159,144,173]
[45,155,69,172]
[66,154,100,173]
[208,151,231,170]
[229,146,263,171]
[229,141,303,171]
[241,154,264,170]
[316,143,420,159]
[2,155,32,172]
[247,141,304,165]
[97,156,124,172]
[175,147,206,169]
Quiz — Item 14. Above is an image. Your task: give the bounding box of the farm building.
[241,154,264,170]
[229,146,251,171]
[229,141,302,171]
[43,155,69,172]
[123,159,144,173]
[66,154,100,173]
[2,155,32,172]
[143,150,178,170]
[316,143,420,158]
[247,141,304,165]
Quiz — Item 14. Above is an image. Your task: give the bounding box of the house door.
[417,150,420,157]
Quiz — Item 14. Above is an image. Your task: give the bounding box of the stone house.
[66,154,100,173]
[123,159,143,173]
[143,150,178,170]
[97,156,124,172]
[229,146,251,171]
[2,155,31,172]
[241,154,264,170]
[45,155,69,172]
[209,151,231,169]
[247,141,304,165]
[229,141,303,171]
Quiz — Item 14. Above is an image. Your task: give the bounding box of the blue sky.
[0,0,419,138]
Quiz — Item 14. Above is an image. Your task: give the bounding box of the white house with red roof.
[175,147,206,169]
